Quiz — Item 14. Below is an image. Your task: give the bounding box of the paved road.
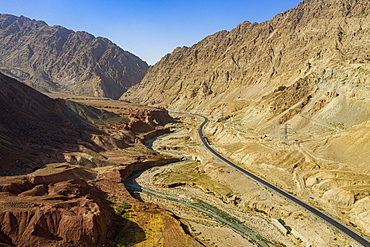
[195,113,370,247]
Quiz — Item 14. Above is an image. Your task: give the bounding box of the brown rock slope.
[0,14,148,99]
[0,72,173,175]
[0,156,195,247]
[0,72,124,175]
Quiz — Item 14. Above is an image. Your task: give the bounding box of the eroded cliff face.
[0,173,118,247]
[0,152,186,247]
[0,14,148,99]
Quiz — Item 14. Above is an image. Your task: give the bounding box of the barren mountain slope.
[0,14,148,99]
[0,72,100,175]
[0,72,173,176]
[121,0,370,113]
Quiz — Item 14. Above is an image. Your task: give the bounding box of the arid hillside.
[0,72,172,176]
[120,0,370,240]
[121,0,370,116]
[121,0,370,198]
[0,14,148,99]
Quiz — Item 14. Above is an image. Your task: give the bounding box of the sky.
[0,0,302,65]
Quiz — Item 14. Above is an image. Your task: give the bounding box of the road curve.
[194,113,370,247]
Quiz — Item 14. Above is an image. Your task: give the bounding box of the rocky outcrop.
[0,168,119,247]
[0,14,148,99]
[0,147,184,247]
[264,75,317,123]
[116,107,174,133]
[119,107,174,127]
[90,104,174,133]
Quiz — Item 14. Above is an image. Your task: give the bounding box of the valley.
[0,81,368,246]
[0,0,369,246]
[126,112,364,247]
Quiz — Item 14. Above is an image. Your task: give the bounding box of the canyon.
[131,112,365,246]
[0,0,369,246]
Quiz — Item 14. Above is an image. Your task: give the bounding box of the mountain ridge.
[0,14,148,99]
[121,0,370,111]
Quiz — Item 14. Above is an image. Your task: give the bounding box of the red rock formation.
[0,171,119,247]
[115,107,174,133]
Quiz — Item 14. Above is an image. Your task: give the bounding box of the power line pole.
[218,104,225,123]
[221,106,224,123]
[281,123,291,145]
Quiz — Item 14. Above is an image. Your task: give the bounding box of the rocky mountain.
[121,0,370,115]
[0,14,148,99]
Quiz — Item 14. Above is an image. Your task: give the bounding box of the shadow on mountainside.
[0,72,127,176]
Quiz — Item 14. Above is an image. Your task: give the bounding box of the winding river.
[125,129,271,247]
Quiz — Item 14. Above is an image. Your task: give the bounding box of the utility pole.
[281,123,291,145]
[221,106,224,123]
[219,104,227,123]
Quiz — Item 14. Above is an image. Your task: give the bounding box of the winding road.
[194,113,370,247]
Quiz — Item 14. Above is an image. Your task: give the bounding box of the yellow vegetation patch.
[116,207,192,247]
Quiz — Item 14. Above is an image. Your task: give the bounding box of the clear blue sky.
[0,0,302,65]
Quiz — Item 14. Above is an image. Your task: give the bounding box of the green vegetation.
[278,219,292,233]
[115,202,133,215]
[108,198,133,216]
[138,156,147,162]
[254,208,268,215]
[67,239,74,247]
[107,195,117,201]
[329,122,345,130]
[122,213,136,219]
[121,202,133,209]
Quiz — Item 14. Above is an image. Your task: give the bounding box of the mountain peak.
[0,14,148,99]
[121,0,370,109]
